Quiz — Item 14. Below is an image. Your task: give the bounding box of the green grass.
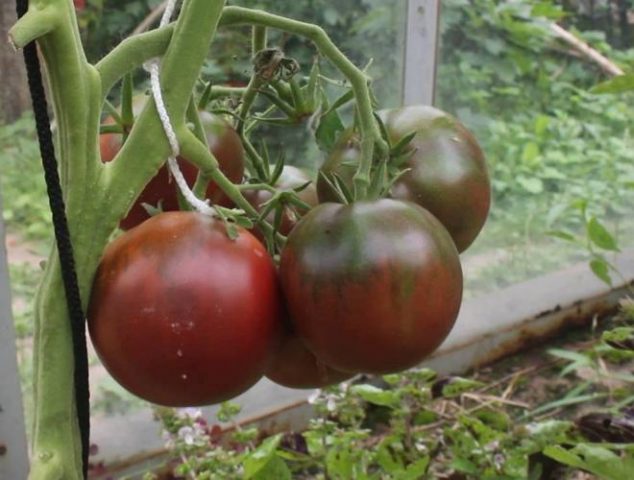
[0,113,52,245]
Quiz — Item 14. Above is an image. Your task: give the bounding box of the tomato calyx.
[237,143,318,250]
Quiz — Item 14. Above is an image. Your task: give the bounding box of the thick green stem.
[236,76,265,136]
[252,25,267,53]
[105,0,226,221]
[10,1,227,478]
[219,6,388,199]
[10,2,107,477]
[179,130,281,241]
[96,25,175,99]
[207,85,246,100]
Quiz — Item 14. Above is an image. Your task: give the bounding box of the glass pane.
[218,0,407,170]
[436,0,634,297]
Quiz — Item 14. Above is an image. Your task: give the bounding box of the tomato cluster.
[100,97,245,230]
[88,105,490,406]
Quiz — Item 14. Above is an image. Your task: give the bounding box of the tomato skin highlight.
[380,106,490,253]
[88,212,282,406]
[280,199,463,374]
[100,108,244,229]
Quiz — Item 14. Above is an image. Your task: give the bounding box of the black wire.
[15,1,90,477]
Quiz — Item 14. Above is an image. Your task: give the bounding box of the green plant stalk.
[219,6,388,199]
[257,87,297,118]
[252,25,267,53]
[96,25,175,101]
[207,85,246,101]
[9,0,228,478]
[289,75,307,113]
[234,26,269,137]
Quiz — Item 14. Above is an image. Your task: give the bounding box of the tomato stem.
[219,6,389,200]
[96,25,175,100]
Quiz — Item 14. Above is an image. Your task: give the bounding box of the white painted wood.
[403,0,440,106]
[0,192,30,479]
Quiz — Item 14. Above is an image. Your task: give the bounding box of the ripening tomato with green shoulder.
[87,211,283,406]
[317,106,490,253]
[279,198,463,374]
[100,97,245,229]
[381,106,490,252]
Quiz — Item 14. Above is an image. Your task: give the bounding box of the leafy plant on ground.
[149,303,634,479]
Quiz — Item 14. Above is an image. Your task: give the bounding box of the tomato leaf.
[198,80,214,110]
[304,60,321,112]
[315,92,345,152]
[591,73,634,94]
[389,131,417,158]
[586,217,619,251]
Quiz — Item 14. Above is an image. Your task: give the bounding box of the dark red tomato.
[244,166,318,239]
[280,199,463,374]
[87,212,283,406]
[317,107,490,253]
[265,327,354,389]
[380,106,490,253]
[100,104,245,229]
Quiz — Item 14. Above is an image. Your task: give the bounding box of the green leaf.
[450,457,479,475]
[547,230,576,242]
[587,217,619,251]
[547,348,591,364]
[591,73,634,94]
[350,384,399,407]
[397,457,430,479]
[590,258,612,286]
[315,92,345,152]
[517,176,544,194]
[534,114,550,137]
[253,455,292,480]
[531,3,566,20]
[602,327,634,350]
[433,377,484,398]
[544,444,634,480]
[522,142,540,164]
[243,434,284,479]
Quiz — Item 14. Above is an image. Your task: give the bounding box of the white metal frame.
[403,0,440,106]
[0,192,29,479]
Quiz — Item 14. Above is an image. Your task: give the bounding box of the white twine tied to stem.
[143,0,215,216]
